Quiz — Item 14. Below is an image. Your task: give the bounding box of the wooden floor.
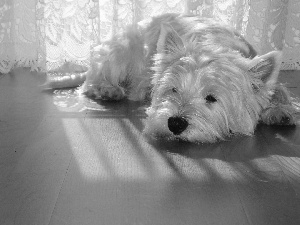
[0,68,300,225]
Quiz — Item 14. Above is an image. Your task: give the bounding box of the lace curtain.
[0,0,299,74]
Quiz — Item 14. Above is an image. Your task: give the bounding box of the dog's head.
[144,23,282,143]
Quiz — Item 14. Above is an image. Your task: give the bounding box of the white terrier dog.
[45,13,299,143]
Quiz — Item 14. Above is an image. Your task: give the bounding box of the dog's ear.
[247,51,282,89]
[157,23,185,55]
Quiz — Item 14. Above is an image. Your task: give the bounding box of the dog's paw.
[260,105,297,126]
[266,114,295,126]
[100,86,125,100]
[85,85,125,101]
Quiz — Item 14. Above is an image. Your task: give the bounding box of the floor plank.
[0,69,299,225]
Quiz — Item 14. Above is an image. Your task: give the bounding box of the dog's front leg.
[260,85,299,126]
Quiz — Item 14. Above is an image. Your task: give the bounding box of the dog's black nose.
[168,116,189,135]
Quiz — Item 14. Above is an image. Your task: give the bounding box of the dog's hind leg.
[81,60,127,101]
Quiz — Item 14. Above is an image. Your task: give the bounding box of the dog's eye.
[205,94,217,103]
[172,87,178,93]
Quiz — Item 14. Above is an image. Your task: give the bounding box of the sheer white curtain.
[0,0,299,74]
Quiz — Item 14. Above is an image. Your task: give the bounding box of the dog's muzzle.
[168,116,189,135]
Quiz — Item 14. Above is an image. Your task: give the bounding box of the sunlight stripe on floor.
[62,118,110,180]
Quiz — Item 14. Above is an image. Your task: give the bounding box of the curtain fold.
[0,0,299,74]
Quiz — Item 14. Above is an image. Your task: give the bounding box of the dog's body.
[46,13,299,143]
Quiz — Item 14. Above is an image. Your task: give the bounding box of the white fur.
[45,13,300,143]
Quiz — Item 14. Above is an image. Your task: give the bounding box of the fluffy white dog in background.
[45,13,299,143]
